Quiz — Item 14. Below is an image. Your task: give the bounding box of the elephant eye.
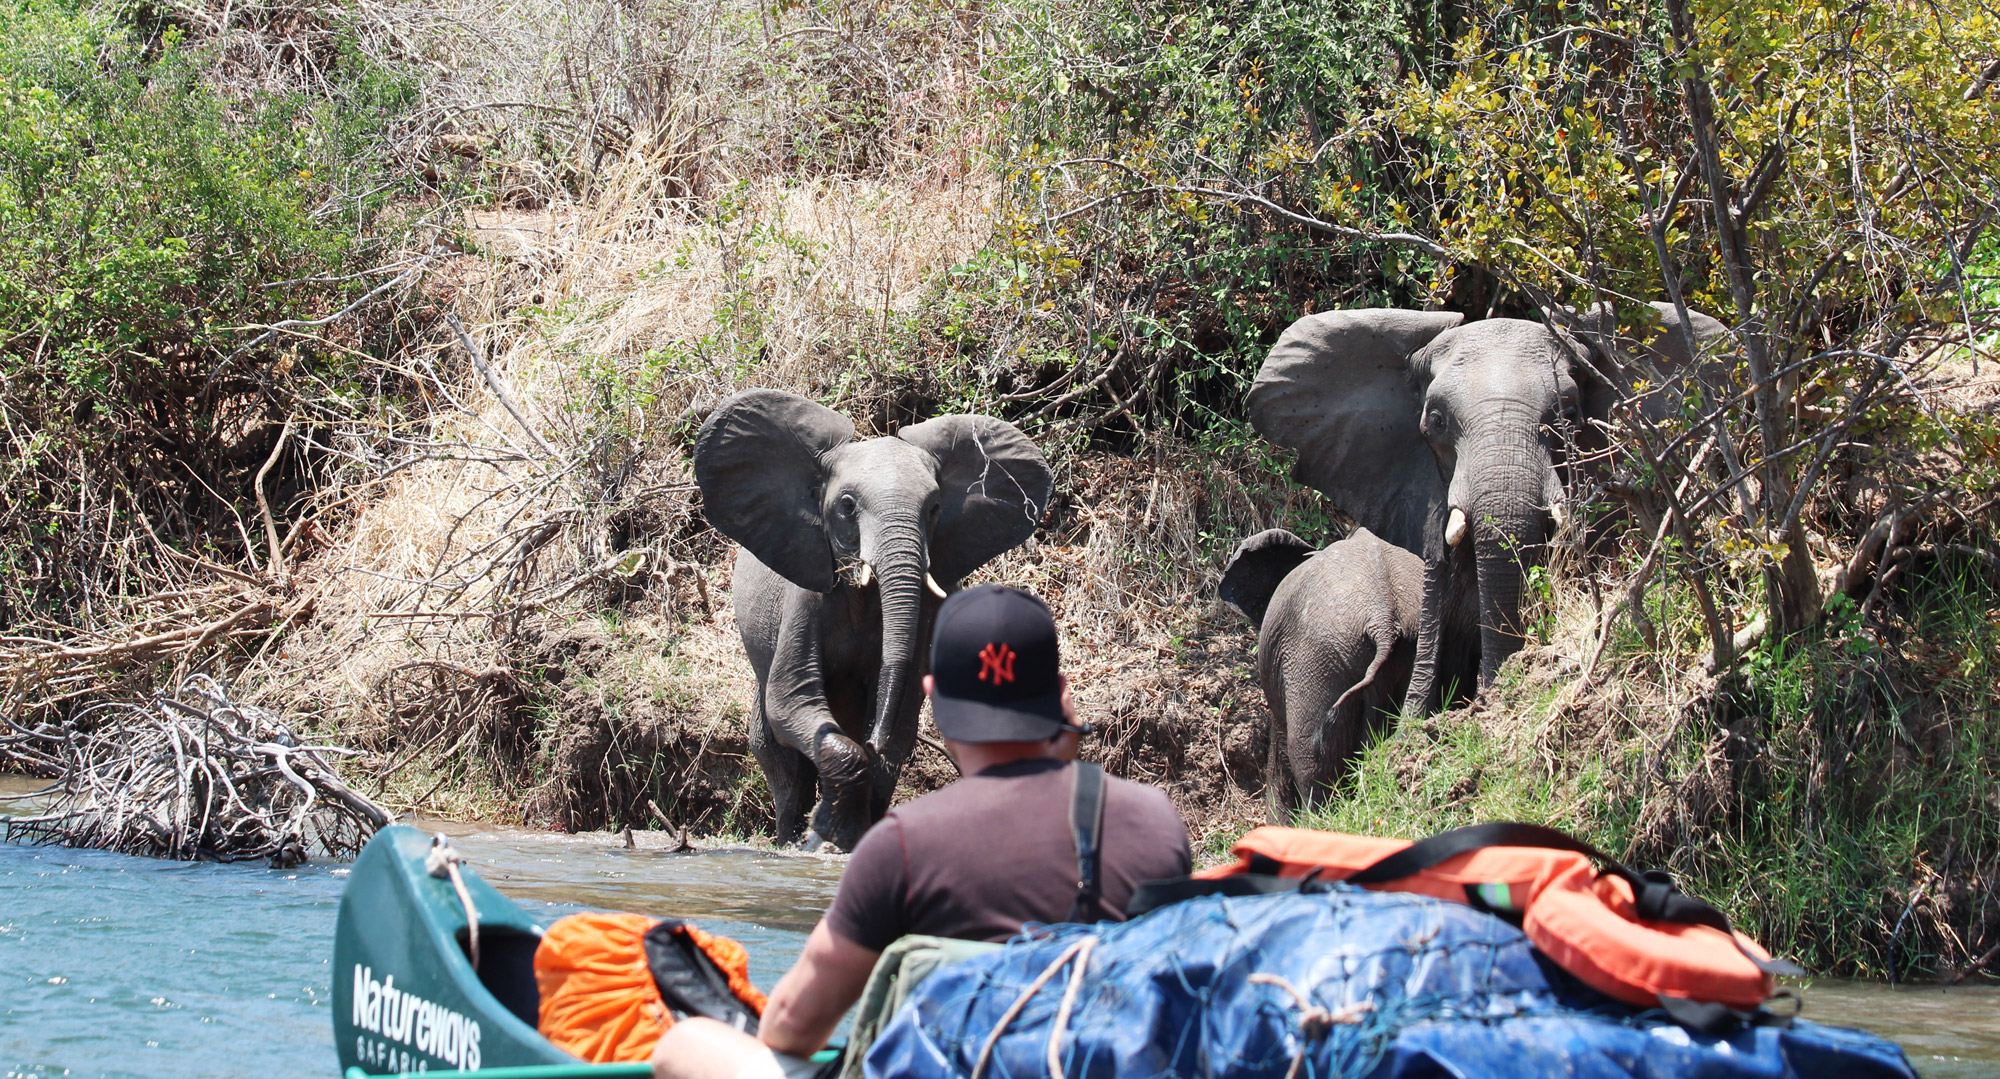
[1423,405,1446,438]
[836,493,857,517]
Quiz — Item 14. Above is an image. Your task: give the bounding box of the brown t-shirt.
[824,758,1191,952]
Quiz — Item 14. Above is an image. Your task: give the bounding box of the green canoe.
[333,824,841,1079]
[333,824,590,1076]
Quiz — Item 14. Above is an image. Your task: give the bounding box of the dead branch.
[1,675,390,866]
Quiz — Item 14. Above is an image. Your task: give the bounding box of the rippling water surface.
[1803,980,2000,1078]
[2,776,1994,1078]
[1,779,838,1079]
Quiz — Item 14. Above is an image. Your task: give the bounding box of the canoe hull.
[333,826,576,1073]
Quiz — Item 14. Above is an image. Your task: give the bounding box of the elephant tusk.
[856,561,874,588]
[1550,501,1568,531]
[925,573,948,599]
[1445,507,1469,547]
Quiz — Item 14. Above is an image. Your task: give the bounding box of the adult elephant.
[694,390,1053,851]
[1248,303,1723,713]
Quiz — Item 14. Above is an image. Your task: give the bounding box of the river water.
[2,778,1995,1078]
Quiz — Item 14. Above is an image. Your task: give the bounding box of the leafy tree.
[1387,0,1999,650]
[0,0,412,622]
[963,0,1463,438]
[990,0,2000,657]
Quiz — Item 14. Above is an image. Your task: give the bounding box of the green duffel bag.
[839,935,1001,1079]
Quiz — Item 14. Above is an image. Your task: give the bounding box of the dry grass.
[213,0,1038,831]
[245,169,997,811]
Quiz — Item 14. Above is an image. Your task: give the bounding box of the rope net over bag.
[864,886,1914,1079]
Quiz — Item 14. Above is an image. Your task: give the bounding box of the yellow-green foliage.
[1379,0,2000,318]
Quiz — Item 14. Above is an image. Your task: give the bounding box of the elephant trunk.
[864,520,928,755]
[1474,535,1530,687]
[1458,444,1555,689]
[1404,512,1453,715]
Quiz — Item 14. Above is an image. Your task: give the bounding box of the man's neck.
[947,738,1064,775]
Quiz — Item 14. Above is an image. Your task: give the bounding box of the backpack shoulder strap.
[1066,762,1106,922]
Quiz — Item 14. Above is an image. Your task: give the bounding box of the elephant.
[1219,526,1456,822]
[1248,302,1724,714]
[693,389,1053,851]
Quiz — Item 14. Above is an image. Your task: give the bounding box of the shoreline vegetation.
[0,0,1995,983]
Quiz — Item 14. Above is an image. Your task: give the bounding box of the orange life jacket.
[1198,823,1798,1011]
[534,912,767,1063]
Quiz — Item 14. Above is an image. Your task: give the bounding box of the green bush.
[0,0,411,618]
[1296,564,2000,978]
[925,0,1458,438]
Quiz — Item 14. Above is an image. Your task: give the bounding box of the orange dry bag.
[1191,822,1801,1013]
[534,912,767,1063]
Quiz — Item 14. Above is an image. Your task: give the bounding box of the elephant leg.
[1407,540,1482,714]
[1265,709,1296,825]
[1305,642,1418,817]
[1440,544,1484,707]
[1306,623,1417,809]
[748,698,813,845]
[1261,655,1296,826]
[1291,689,1340,818]
[868,672,924,820]
[1306,672,1380,809]
[803,726,875,852]
[1404,553,1452,716]
[765,589,875,852]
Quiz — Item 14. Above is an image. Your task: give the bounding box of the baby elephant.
[1219,527,1424,824]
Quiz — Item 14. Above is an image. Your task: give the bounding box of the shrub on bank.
[1295,561,2000,981]
[0,0,411,623]
[925,0,1457,439]
[973,0,2000,979]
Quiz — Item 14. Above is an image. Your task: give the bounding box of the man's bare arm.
[759,920,880,1056]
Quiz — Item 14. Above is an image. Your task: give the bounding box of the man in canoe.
[652,583,1192,1079]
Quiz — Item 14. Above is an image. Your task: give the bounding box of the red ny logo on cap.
[977,642,1016,685]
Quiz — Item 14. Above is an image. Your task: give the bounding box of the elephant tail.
[1219,529,1316,630]
[1329,621,1401,716]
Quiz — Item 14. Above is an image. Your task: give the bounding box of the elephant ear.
[897,415,1053,586]
[693,389,854,592]
[1540,301,1627,428]
[1551,301,1733,424]
[1219,529,1316,630]
[1642,301,1731,374]
[1247,309,1463,555]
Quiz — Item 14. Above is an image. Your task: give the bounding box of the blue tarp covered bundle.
[864,886,1914,1079]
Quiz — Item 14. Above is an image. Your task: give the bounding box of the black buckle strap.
[1124,866,1334,919]
[1066,762,1107,923]
[1346,822,1803,978]
[1125,872,1301,917]
[1654,989,1799,1035]
[644,919,762,1033]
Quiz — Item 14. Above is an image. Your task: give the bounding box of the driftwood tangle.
[2,675,389,866]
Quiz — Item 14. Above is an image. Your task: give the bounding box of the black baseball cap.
[928,584,1075,743]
